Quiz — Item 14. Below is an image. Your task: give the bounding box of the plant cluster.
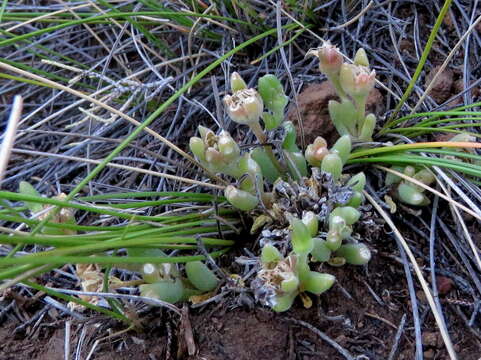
[189,43,377,311]
[385,166,435,206]
[136,253,219,304]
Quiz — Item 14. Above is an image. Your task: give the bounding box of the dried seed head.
[307,43,343,76]
[224,88,263,125]
[205,147,223,164]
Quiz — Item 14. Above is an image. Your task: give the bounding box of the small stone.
[424,349,436,359]
[399,39,413,53]
[422,332,438,347]
[453,79,481,99]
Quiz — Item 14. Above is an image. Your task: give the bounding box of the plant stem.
[327,74,348,101]
[249,121,285,175]
[354,95,367,138]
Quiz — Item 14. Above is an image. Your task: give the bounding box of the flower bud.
[302,211,319,237]
[218,131,240,161]
[321,152,343,180]
[185,261,219,292]
[307,43,343,76]
[339,63,375,99]
[34,193,76,235]
[261,243,282,264]
[353,48,369,67]
[224,88,263,125]
[189,137,206,161]
[335,243,371,265]
[230,72,247,92]
[305,137,329,167]
[198,125,215,144]
[225,185,259,211]
[311,238,331,262]
[303,271,335,295]
[290,218,314,255]
[331,134,352,164]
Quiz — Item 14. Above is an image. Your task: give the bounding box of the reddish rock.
[453,78,481,99]
[287,81,383,146]
[434,133,456,142]
[424,65,454,103]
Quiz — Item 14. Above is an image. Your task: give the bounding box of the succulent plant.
[385,165,435,206]
[138,256,219,303]
[309,44,378,142]
[186,50,378,312]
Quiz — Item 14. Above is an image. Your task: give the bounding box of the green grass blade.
[383,0,453,127]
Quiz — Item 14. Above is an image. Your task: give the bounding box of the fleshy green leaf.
[185,261,219,292]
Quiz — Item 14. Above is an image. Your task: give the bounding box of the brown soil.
[287,81,384,146]
[2,252,480,359]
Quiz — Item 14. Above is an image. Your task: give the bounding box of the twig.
[387,314,406,360]
[44,287,182,315]
[284,317,355,360]
[65,320,71,360]
[0,96,22,185]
